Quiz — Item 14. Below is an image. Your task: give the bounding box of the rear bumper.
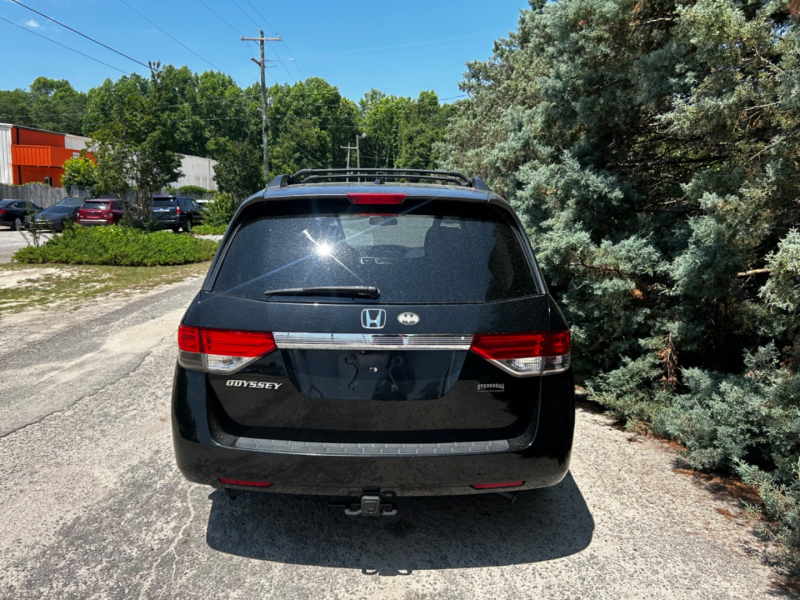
[77,220,111,226]
[172,366,575,497]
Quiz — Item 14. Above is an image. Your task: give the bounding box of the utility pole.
[241,29,281,182]
[356,132,366,169]
[340,143,357,169]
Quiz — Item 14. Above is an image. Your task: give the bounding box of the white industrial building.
[0,123,218,191]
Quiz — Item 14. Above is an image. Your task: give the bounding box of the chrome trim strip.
[273,332,473,351]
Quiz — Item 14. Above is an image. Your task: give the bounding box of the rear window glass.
[58,198,84,207]
[83,201,109,210]
[212,199,537,304]
[152,199,176,207]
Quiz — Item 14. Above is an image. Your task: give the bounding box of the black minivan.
[172,169,574,515]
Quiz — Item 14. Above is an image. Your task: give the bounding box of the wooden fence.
[0,184,214,209]
[0,184,84,208]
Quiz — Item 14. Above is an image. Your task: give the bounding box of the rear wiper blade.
[264,286,380,299]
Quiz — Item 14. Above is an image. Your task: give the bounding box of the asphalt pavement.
[0,229,39,263]
[0,276,791,599]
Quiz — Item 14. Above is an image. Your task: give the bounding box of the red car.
[76,199,126,226]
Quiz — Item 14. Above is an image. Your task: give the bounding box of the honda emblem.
[361,309,386,329]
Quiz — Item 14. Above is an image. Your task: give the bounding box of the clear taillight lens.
[178,325,276,374]
[470,331,570,377]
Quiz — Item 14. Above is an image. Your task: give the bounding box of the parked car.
[76,199,126,226]
[172,168,575,516]
[0,199,42,230]
[32,197,84,232]
[150,196,204,232]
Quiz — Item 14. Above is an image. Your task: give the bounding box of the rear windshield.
[57,198,84,207]
[44,206,72,214]
[152,199,176,207]
[212,199,537,304]
[83,201,110,210]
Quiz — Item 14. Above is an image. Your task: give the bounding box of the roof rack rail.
[267,168,487,189]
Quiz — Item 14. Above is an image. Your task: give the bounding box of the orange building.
[0,124,94,188]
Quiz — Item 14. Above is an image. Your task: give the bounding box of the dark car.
[150,196,204,233]
[0,200,42,230]
[32,197,84,232]
[76,199,126,226]
[172,168,574,516]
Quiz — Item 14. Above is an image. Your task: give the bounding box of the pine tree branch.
[737,268,772,278]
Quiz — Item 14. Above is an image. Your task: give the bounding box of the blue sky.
[0,0,528,102]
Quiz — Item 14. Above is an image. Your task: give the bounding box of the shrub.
[177,185,211,196]
[192,224,227,236]
[13,225,218,266]
[202,193,236,227]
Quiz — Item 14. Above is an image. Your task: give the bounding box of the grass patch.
[13,225,218,266]
[192,224,227,236]
[0,262,210,314]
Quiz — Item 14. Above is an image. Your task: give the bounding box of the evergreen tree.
[440,0,800,571]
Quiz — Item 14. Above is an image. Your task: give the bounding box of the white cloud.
[24,19,41,28]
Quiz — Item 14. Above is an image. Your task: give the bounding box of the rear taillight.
[470,330,570,376]
[176,206,182,215]
[178,325,276,373]
[347,193,406,205]
[0,209,5,216]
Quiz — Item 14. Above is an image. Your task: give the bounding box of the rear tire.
[12,218,22,231]
[183,219,193,233]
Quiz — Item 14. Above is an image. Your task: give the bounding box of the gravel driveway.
[0,276,792,599]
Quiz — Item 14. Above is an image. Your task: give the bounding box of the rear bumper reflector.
[219,478,272,488]
[470,481,524,490]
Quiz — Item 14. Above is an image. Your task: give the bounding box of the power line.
[0,16,128,75]
[281,40,306,80]
[196,0,244,36]
[118,0,224,75]
[243,0,279,34]
[228,0,260,29]
[11,0,150,69]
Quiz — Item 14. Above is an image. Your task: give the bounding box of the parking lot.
[0,230,41,263]
[0,274,788,599]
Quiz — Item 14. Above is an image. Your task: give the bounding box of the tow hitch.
[330,490,398,517]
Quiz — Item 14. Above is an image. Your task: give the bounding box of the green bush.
[177,185,211,196]
[192,224,227,236]
[13,225,218,266]
[202,193,236,227]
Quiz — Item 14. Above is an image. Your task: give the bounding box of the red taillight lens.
[470,481,524,490]
[201,329,276,357]
[347,193,406,205]
[219,478,272,488]
[177,325,276,373]
[471,332,547,360]
[176,206,182,215]
[0,209,5,216]
[178,324,202,352]
[470,331,571,376]
[546,330,571,355]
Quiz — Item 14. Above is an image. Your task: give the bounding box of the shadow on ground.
[205,473,593,573]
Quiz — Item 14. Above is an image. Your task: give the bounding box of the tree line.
[0,67,453,200]
[440,0,800,572]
